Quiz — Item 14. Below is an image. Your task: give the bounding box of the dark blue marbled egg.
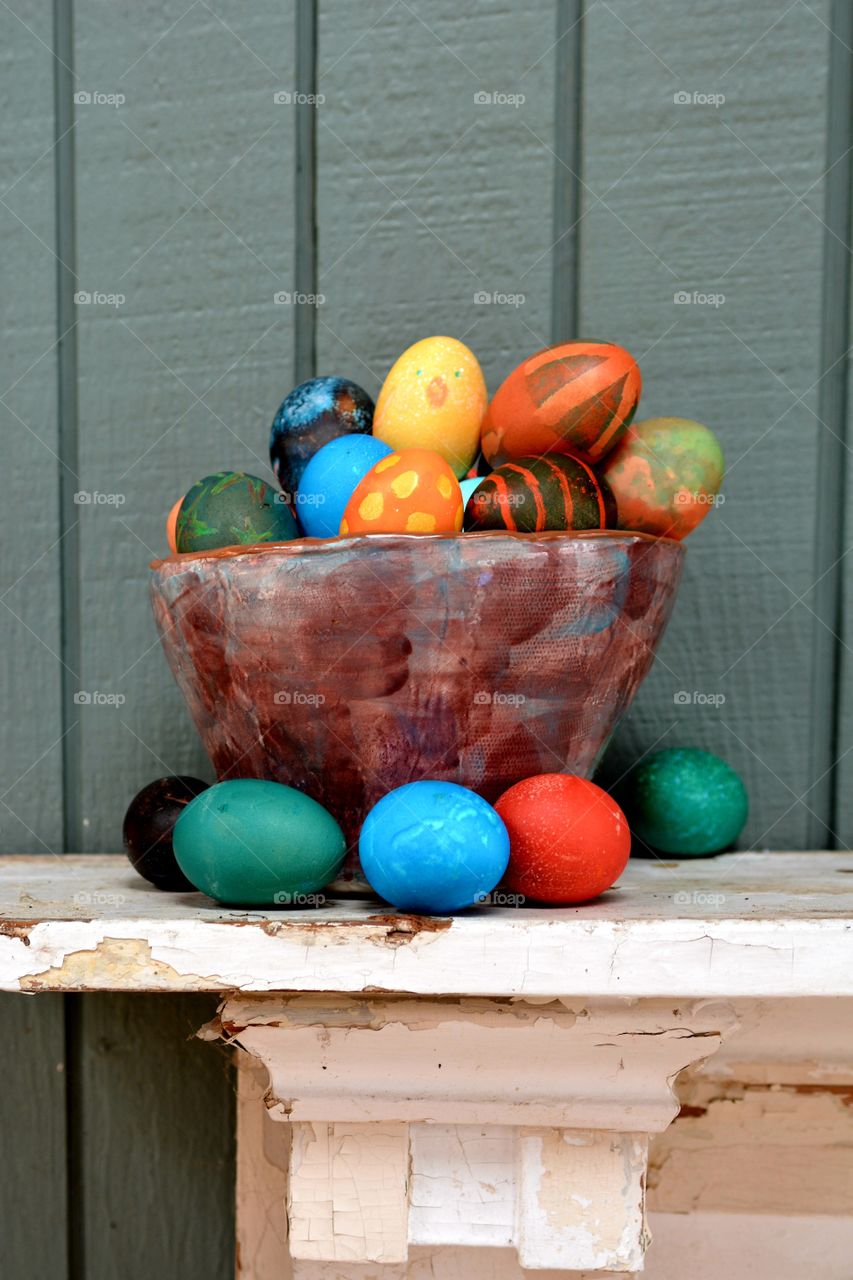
[269,376,374,498]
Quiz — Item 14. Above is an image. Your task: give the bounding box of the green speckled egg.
[619,747,747,855]
[176,471,298,553]
[602,417,724,540]
[172,779,345,905]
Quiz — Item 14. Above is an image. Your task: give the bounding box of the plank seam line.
[294,0,318,383]
[52,3,83,1273]
[551,0,584,342]
[53,0,82,861]
[808,0,853,848]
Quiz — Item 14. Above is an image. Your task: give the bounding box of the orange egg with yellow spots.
[373,337,488,478]
[339,449,464,536]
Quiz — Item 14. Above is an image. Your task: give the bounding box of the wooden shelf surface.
[0,852,851,997]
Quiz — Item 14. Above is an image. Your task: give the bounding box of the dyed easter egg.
[166,496,184,554]
[173,778,346,905]
[123,776,209,891]
[359,781,510,914]
[618,748,747,855]
[270,376,374,497]
[374,337,488,478]
[296,434,394,538]
[481,341,641,468]
[340,448,464,536]
[496,774,630,904]
[459,477,481,506]
[176,471,298,553]
[463,454,616,533]
[465,455,492,479]
[601,417,725,540]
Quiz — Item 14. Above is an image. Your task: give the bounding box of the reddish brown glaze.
[150,531,683,872]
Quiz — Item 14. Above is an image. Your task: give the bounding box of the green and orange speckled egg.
[374,337,488,478]
[480,340,641,468]
[166,495,184,553]
[176,471,298,553]
[340,448,464,536]
[601,417,724,540]
[463,453,616,533]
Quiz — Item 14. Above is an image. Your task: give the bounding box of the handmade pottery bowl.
[150,531,683,863]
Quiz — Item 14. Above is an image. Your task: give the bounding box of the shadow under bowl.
[150,530,684,870]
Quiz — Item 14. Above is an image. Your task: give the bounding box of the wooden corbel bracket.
[212,993,738,1273]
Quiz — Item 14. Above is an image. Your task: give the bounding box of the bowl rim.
[150,528,684,573]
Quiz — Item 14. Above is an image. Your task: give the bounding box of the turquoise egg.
[619,747,748,855]
[296,434,393,537]
[173,778,345,905]
[459,477,482,506]
[359,780,510,914]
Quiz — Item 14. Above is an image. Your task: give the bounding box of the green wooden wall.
[1,1,850,1275]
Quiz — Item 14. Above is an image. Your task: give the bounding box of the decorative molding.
[218,994,736,1271]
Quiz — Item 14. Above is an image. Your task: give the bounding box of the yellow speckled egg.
[340,448,464,536]
[373,336,488,478]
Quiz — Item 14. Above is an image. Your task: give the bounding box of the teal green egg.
[172,778,345,905]
[619,747,747,856]
[176,471,298,553]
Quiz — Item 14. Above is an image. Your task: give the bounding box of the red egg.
[495,774,630,904]
[481,341,641,468]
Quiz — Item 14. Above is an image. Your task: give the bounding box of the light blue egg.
[359,780,510,914]
[459,477,482,506]
[296,434,394,537]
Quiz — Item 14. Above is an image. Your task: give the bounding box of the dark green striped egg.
[463,454,616,533]
[176,471,298,553]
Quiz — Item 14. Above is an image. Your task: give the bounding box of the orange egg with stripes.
[481,340,641,468]
[339,448,464,536]
[463,454,616,533]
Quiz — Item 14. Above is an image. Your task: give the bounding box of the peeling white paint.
[1,854,853,998]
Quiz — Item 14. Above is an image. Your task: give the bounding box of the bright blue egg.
[359,780,510,914]
[297,434,394,538]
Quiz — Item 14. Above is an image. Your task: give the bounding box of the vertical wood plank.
[67,4,298,1276]
[580,0,833,847]
[0,994,68,1280]
[73,0,297,848]
[316,0,557,400]
[69,994,235,1279]
[0,4,69,1277]
[0,2,65,853]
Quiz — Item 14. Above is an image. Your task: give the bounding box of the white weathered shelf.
[0,852,851,998]
[4,852,853,1274]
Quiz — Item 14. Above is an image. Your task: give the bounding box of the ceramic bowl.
[150,531,683,861]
